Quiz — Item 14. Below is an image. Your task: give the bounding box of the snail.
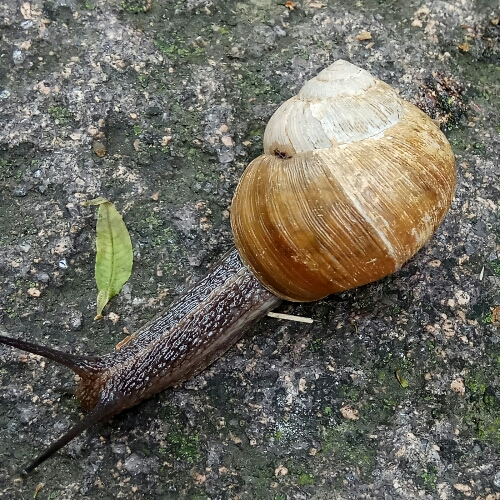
[0,60,456,474]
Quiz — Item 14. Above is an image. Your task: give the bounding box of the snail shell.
[231,60,456,302]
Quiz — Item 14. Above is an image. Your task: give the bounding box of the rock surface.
[0,0,499,499]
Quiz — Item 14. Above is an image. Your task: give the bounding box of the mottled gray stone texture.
[1,0,500,498]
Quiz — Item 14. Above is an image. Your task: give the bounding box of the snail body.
[0,60,455,473]
[0,250,279,473]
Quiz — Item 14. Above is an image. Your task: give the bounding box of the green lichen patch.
[165,430,201,464]
[321,421,378,477]
[158,406,202,464]
[460,363,500,445]
[47,105,74,125]
[419,464,439,491]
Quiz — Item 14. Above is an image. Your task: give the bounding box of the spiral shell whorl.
[264,60,403,155]
[232,60,456,302]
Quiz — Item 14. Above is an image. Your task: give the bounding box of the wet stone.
[123,454,159,475]
[12,50,24,65]
[12,187,27,197]
[19,407,37,425]
[494,471,500,488]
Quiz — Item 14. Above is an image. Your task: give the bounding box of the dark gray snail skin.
[0,249,282,474]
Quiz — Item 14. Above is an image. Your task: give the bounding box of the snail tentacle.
[0,249,281,472]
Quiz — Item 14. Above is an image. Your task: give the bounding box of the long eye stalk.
[0,249,281,473]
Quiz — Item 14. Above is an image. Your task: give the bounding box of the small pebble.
[493,470,500,488]
[36,272,50,283]
[19,407,37,425]
[92,140,106,157]
[123,453,158,475]
[12,49,25,65]
[69,312,83,330]
[12,187,27,197]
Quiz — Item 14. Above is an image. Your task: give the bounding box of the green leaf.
[83,198,133,319]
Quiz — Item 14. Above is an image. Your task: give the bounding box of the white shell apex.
[263,60,404,154]
[299,60,379,99]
